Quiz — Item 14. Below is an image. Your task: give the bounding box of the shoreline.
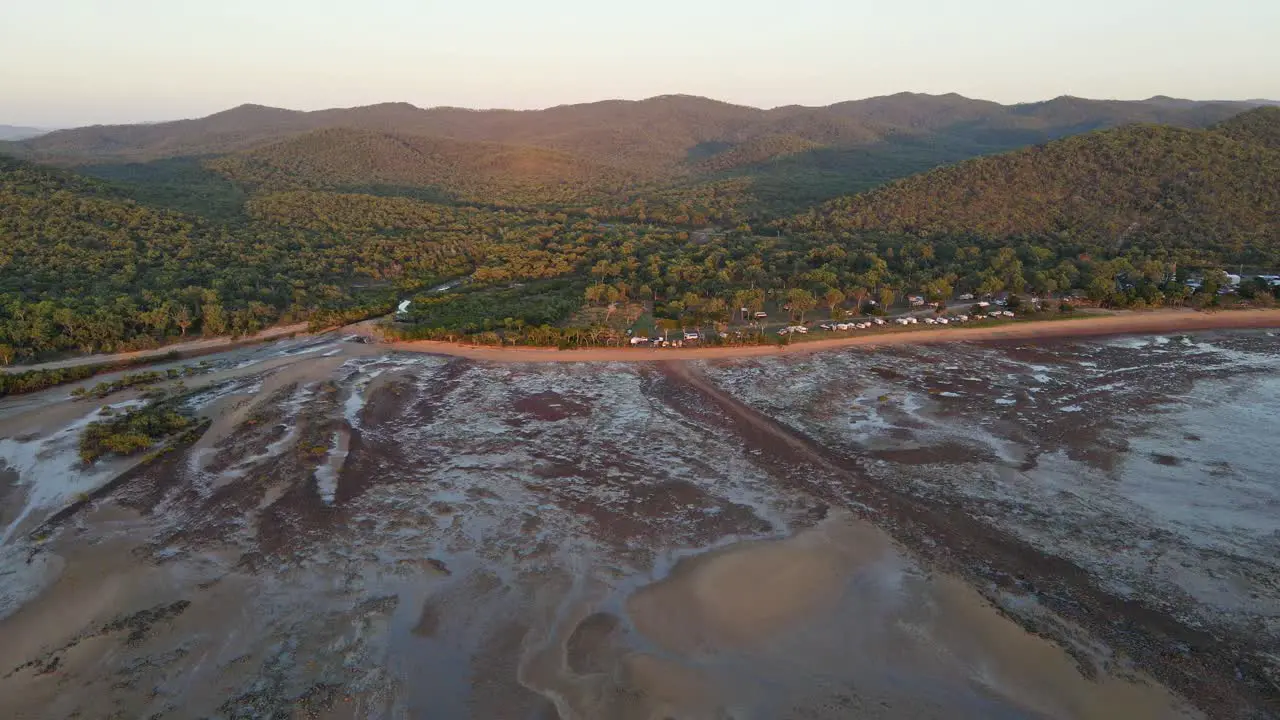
[6,308,1280,373]
[389,308,1280,362]
[0,323,313,375]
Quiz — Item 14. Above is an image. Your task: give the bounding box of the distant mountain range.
[4,93,1270,167]
[0,125,51,141]
[6,92,1272,209]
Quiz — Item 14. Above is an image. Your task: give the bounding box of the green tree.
[878,287,896,312]
[787,288,817,322]
[823,288,846,318]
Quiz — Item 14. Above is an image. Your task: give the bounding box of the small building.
[754,311,769,319]
[395,299,412,320]
[909,295,925,307]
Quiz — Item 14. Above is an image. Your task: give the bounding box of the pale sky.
[2,0,1277,127]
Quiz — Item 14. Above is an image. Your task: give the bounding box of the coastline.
[389,308,1280,362]
[0,323,312,375]
[6,308,1280,374]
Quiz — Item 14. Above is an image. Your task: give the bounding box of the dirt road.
[391,308,1280,362]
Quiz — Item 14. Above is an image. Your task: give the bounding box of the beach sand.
[390,308,1280,363]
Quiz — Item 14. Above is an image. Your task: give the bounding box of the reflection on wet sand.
[1,329,1275,718]
[521,512,1197,720]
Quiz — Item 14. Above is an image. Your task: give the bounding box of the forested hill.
[4,93,1273,217]
[205,127,637,205]
[1215,106,1280,149]
[3,102,1278,363]
[790,109,1280,264]
[6,93,1264,170]
[0,155,458,359]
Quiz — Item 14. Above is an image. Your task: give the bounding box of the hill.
[5,94,1270,215]
[206,127,638,205]
[0,154,497,358]
[4,101,1277,360]
[7,94,1263,174]
[1214,106,1280,149]
[791,116,1280,265]
[0,125,49,141]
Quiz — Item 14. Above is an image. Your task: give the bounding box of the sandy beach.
[391,308,1280,362]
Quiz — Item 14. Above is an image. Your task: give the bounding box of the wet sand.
[392,308,1280,362]
[1,329,1275,718]
[520,513,1197,719]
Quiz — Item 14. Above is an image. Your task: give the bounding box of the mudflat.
[1,328,1276,718]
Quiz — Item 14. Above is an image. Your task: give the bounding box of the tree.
[200,292,228,337]
[1201,269,1230,301]
[174,306,193,336]
[733,288,765,322]
[786,289,817,322]
[848,286,869,315]
[702,297,728,323]
[731,289,755,322]
[977,275,1005,297]
[823,288,845,319]
[878,287,896,312]
[1240,277,1276,302]
[922,279,952,304]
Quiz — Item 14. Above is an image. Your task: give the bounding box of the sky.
[2,0,1278,128]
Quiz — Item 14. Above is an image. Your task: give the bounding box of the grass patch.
[0,352,182,398]
[79,397,196,464]
[70,362,213,400]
